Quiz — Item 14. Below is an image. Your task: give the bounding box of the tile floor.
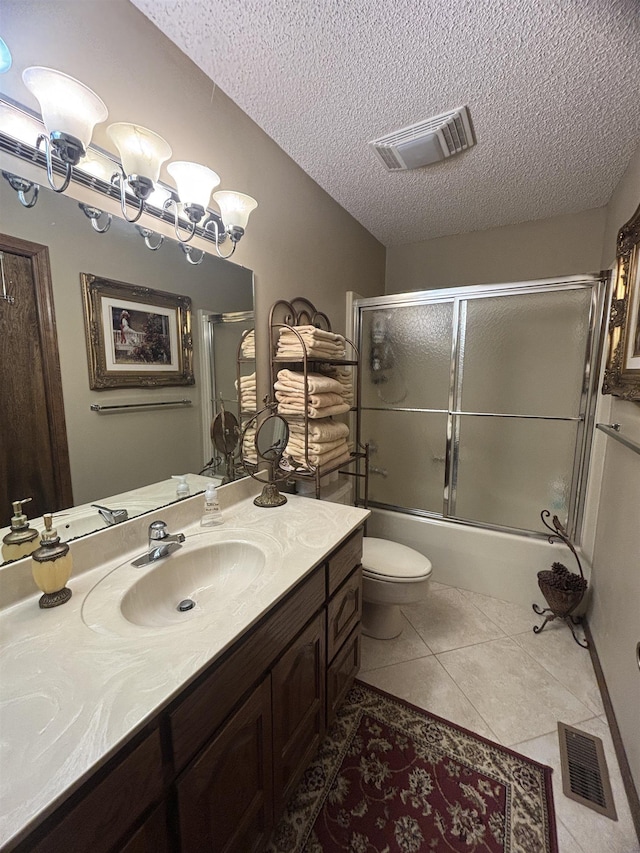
[358,582,639,853]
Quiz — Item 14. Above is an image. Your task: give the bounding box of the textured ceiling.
[130,0,640,247]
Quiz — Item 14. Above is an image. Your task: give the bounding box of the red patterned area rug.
[268,681,558,853]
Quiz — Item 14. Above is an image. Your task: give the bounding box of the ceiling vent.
[369,106,475,172]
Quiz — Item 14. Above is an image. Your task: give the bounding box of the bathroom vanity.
[0,484,368,853]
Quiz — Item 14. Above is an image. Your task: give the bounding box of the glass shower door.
[360,300,454,513]
[356,275,603,538]
[451,287,593,531]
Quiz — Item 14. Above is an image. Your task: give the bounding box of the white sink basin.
[81,528,282,636]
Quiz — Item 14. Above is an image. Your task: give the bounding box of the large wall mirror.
[0,178,254,560]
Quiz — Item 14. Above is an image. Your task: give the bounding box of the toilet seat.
[362,537,432,583]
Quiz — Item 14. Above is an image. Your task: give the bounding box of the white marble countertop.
[0,483,369,850]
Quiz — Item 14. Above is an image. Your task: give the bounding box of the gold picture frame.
[81,273,194,389]
[602,203,640,402]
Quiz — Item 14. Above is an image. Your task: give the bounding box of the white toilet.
[361,537,432,639]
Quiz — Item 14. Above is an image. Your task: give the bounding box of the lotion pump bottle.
[2,498,39,562]
[172,475,190,498]
[201,483,223,527]
[30,514,73,608]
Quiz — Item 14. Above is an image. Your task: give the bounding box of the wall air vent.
[369,105,475,172]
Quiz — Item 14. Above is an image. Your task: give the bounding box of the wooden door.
[271,612,326,818]
[177,676,273,853]
[0,235,72,525]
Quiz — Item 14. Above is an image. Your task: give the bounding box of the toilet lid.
[362,537,432,582]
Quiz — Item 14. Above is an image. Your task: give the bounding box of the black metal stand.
[531,602,589,648]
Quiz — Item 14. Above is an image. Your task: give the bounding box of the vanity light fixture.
[136,225,165,251]
[165,160,220,243]
[107,122,172,223]
[206,190,258,258]
[22,67,108,194]
[2,170,39,207]
[0,83,258,260]
[180,243,206,266]
[79,202,111,233]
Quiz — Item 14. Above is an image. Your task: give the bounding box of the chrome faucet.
[131,520,185,567]
[92,504,129,526]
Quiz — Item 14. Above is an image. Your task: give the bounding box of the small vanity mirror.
[243,411,290,507]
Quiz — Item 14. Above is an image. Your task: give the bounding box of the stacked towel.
[241,423,257,463]
[277,399,350,419]
[240,329,255,359]
[236,372,257,411]
[276,325,346,359]
[275,368,351,417]
[284,430,351,469]
[320,364,354,405]
[288,419,350,443]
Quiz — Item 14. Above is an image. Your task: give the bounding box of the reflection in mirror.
[0,176,254,561]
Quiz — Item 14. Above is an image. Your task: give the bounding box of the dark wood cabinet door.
[117,804,170,853]
[271,612,326,818]
[327,626,361,727]
[177,677,273,853]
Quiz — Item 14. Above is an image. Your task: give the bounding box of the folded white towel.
[285,441,350,468]
[278,325,345,345]
[288,419,350,442]
[276,370,343,395]
[275,390,346,409]
[240,330,255,358]
[286,436,347,456]
[278,400,351,419]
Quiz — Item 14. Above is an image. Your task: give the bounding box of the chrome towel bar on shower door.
[90,399,192,412]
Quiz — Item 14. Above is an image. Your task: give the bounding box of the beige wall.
[590,143,640,794]
[1,0,385,422]
[385,207,607,292]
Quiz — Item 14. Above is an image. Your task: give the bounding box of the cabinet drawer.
[327,566,362,662]
[327,528,363,596]
[26,730,164,853]
[327,626,361,726]
[170,567,324,772]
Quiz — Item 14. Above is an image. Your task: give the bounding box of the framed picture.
[602,203,640,402]
[81,273,194,389]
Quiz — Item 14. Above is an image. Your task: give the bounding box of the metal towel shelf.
[596,423,640,457]
[90,399,192,412]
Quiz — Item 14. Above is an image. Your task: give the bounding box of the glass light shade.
[76,149,117,182]
[0,102,44,145]
[146,184,172,209]
[167,161,220,210]
[212,190,258,230]
[22,67,107,148]
[107,123,171,182]
[0,37,12,74]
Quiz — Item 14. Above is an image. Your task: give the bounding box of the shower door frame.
[354,273,607,542]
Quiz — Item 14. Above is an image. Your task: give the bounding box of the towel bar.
[596,423,640,457]
[90,399,192,412]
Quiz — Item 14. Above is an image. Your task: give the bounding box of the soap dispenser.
[30,514,73,608]
[2,498,39,562]
[201,482,223,527]
[172,475,190,498]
